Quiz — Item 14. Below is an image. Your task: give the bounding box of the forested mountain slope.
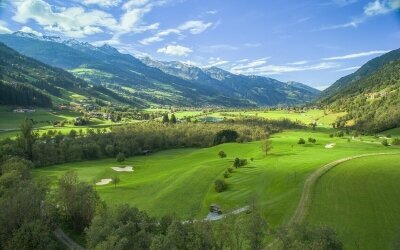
[324,57,400,133]
[318,48,400,103]
[0,32,320,107]
[0,43,145,107]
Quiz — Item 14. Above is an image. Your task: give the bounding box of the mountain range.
[0,32,319,108]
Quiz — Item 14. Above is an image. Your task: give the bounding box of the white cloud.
[20,26,43,36]
[323,50,389,60]
[206,10,218,14]
[157,44,192,57]
[231,58,269,71]
[0,21,12,34]
[287,60,309,65]
[231,62,340,75]
[320,0,400,30]
[12,0,118,38]
[178,20,212,34]
[80,0,121,7]
[140,20,213,45]
[204,57,230,68]
[364,0,392,16]
[335,66,361,71]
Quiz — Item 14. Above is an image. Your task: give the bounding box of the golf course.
[32,128,400,247]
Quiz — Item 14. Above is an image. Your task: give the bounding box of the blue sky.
[0,0,399,89]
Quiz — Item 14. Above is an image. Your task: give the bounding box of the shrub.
[329,134,334,138]
[223,171,229,178]
[250,157,254,161]
[382,139,389,146]
[298,138,306,144]
[233,158,247,168]
[227,167,234,173]
[218,151,227,158]
[336,131,344,137]
[392,138,400,145]
[214,179,227,192]
[308,137,316,143]
[116,152,125,163]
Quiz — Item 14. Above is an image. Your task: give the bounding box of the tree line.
[0,117,303,167]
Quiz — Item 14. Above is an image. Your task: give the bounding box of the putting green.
[308,154,400,249]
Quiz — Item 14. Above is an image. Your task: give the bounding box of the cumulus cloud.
[157,44,192,57]
[12,0,118,38]
[20,26,43,36]
[322,50,389,60]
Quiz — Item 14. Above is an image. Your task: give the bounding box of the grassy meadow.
[308,154,400,249]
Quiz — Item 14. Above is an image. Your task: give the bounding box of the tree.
[116,152,125,163]
[244,210,268,250]
[233,158,241,168]
[162,113,169,123]
[215,179,227,192]
[19,118,36,160]
[218,150,227,158]
[298,138,306,144]
[308,137,316,143]
[213,130,239,145]
[382,139,389,146]
[170,114,177,124]
[112,175,120,188]
[261,139,273,156]
[57,171,99,233]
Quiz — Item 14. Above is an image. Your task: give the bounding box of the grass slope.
[33,130,398,226]
[308,154,400,249]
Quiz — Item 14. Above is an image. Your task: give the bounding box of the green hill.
[317,48,400,133]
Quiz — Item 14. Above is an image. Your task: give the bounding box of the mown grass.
[33,129,398,227]
[308,154,400,249]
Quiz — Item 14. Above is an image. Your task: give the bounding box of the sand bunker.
[96,178,112,185]
[325,143,336,149]
[112,166,134,172]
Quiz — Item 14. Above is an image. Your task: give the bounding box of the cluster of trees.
[0,117,302,167]
[0,81,52,107]
[0,158,100,249]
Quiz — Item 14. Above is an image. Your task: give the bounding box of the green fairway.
[307,154,400,249]
[33,129,399,226]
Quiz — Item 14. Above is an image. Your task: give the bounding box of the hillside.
[318,48,400,103]
[320,50,400,133]
[0,32,320,107]
[0,42,146,108]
